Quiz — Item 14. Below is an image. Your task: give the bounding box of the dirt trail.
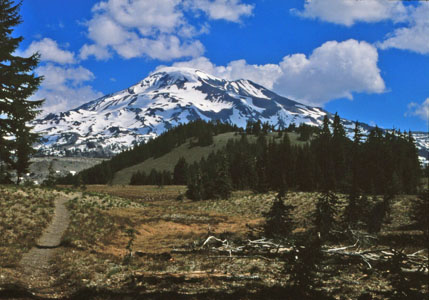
[18,193,77,296]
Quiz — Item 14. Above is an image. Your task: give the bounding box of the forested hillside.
[57,120,239,185]
[59,116,422,201]
[183,115,421,200]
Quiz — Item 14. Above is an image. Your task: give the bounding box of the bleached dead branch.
[198,235,428,274]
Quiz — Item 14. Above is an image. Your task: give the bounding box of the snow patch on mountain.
[32,67,428,163]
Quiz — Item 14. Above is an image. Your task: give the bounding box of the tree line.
[125,114,422,202]
[57,120,238,185]
[180,114,421,200]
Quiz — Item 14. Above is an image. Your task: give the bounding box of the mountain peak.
[32,68,331,157]
[150,66,224,83]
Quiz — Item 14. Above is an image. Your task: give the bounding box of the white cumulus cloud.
[275,39,385,105]
[186,0,254,22]
[167,57,282,89]
[406,98,429,121]
[292,0,429,56]
[79,44,111,60]
[377,3,429,55]
[167,39,385,106]
[113,35,204,60]
[80,0,253,61]
[292,0,408,26]
[33,64,103,115]
[21,38,75,64]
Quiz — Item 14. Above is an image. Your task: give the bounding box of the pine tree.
[173,157,188,185]
[294,144,314,191]
[263,191,295,238]
[267,139,284,191]
[43,160,56,187]
[186,163,204,201]
[314,115,335,191]
[366,195,388,233]
[363,127,386,194]
[213,153,232,199]
[343,190,359,228]
[197,126,213,146]
[410,189,429,237]
[331,113,347,188]
[280,133,294,190]
[403,131,421,193]
[0,1,43,182]
[283,235,323,297]
[350,121,363,190]
[313,191,339,240]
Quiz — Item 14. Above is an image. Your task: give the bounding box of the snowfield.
[32,67,429,163]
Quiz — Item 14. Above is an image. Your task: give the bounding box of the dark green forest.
[57,120,238,185]
[132,115,421,200]
[61,115,423,202]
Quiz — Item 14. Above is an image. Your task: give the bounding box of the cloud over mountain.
[168,39,385,106]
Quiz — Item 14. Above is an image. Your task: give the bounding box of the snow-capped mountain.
[32,67,332,156]
[32,67,428,163]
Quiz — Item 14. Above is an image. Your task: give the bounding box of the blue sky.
[14,0,429,131]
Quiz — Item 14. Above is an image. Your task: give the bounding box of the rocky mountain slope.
[32,67,428,163]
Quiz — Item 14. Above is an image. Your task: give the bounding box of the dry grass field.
[0,186,56,267]
[0,184,427,299]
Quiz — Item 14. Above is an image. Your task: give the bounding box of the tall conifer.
[0,0,43,182]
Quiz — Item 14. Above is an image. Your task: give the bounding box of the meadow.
[0,184,427,299]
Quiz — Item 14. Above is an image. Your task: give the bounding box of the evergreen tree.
[294,144,314,191]
[130,171,146,185]
[213,153,232,199]
[283,235,323,298]
[350,121,363,190]
[186,163,204,201]
[43,160,56,187]
[410,189,429,236]
[280,133,294,190]
[313,191,339,240]
[297,123,314,141]
[402,131,421,193]
[365,195,388,234]
[266,139,284,191]
[173,157,188,185]
[263,191,295,238]
[0,1,43,182]
[382,249,427,299]
[255,151,269,193]
[254,135,269,193]
[229,134,256,189]
[343,190,359,228]
[362,127,387,194]
[287,122,297,132]
[197,126,213,146]
[314,115,335,191]
[331,113,348,188]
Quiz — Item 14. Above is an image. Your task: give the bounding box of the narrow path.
[18,193,73,296]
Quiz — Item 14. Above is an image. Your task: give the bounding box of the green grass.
[112,132,305,185]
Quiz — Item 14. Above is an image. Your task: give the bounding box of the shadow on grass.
[0,284,333,300]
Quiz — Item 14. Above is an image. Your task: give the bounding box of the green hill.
[113,131,303,185]
[61,120,314,186]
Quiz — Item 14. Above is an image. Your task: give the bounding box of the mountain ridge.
[32,67,428,164]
